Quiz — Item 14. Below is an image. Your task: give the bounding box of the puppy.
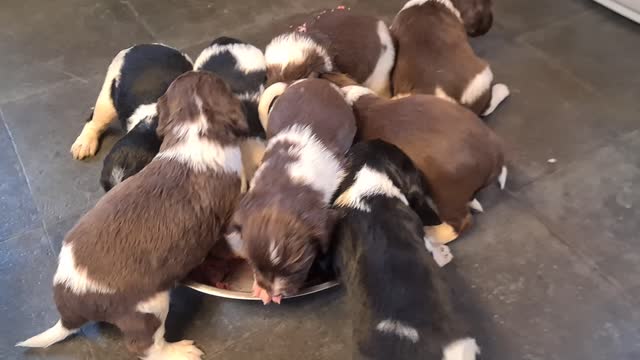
[17,72,248,359]
[194,36,267,139]
[264,6,395,96]
[323,73,506,244]
[195,36,268,188]
[71,43,192,160]
[230,78,356,304]
[100,117,162,192]
[391,0,509,116]
[332,139,479,360]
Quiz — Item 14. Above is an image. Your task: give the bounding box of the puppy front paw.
[70,132,99,159]
[146,340,204,360]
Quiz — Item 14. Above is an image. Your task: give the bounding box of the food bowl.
[185,259,339,300]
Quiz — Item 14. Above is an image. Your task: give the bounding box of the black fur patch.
[331,140,471,359]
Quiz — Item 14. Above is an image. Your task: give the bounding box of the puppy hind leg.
[482,83,510,116]
[130,291,204,360]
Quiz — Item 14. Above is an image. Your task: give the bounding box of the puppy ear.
[316,208,342,253]
[155,93,170,138]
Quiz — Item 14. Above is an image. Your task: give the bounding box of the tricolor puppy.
[195,36,269,187]
[263,6,395,96]
[71,43,192,160]
[323,73,506,244]
[333,140,478,360]
[17,72,248,359]
[391,0,508,116]
[230,78,357,304]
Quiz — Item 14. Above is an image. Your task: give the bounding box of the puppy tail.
[16,320,78,348]
[497,166,507,190]
[443,337,480,360]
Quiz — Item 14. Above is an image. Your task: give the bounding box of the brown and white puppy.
[264,6,395,96]
[391,0,509,116]
[324,75,506,244]
[17,72,248,359]
[230,78,356,303]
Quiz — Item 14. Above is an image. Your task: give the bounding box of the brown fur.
[233,79,356,297]
[266,9,386,88]
[346,88,503,234]
[391,1,493,114]
[50,71,247,356]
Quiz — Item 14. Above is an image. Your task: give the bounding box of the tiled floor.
[1,0,639,359]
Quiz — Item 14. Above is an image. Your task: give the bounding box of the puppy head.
[156,71,249,144]
[232,206,334,297]
[264,32,333,86]
[452,0,493,36]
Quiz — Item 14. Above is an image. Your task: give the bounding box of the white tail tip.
[498,166,508,190]
[443,337,480,360]
[468,198,484,213]
[16,320,77,348]
[482,83,510,116]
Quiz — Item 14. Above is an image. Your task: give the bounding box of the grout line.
[514,7,595,40]
[0,106,55,254]
[509,193,639,308]
[0,77,84,106]
[121,0,159,40]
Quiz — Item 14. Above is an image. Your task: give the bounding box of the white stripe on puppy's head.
[400,0,462,22]
[265,32,333,74]
[334,165,408,212]
[194,42,266,74]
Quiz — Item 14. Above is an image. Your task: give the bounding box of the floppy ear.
[258,82,288,131]
[316,208,342,253]
[155,93,170,138]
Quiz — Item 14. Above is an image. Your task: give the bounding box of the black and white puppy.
[332,140,479,360]
[70,44,193,191]
[194,37,268,186]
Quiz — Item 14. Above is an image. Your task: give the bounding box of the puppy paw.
[70,132,99,159]
[424,223,459,245]
[146,340,204,360]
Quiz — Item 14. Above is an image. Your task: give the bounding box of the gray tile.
[449,196,640,360]
[0,0,154,79]
[1,78,121,225]
[0,57,72,104]
[520,8,640,114]
[169,286,347,358]
[470,32,638,189]
[520,130,640,301]
[493,0,595,36]
[0,115,40,241]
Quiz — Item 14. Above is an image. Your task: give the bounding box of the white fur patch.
[111,166,125,186]
[400,0,462,22]
[498,165,507,190]
[271,277,288,296]
[460,66,493,106]
[468,198,483,212]
[137,291,170,321]
[265,32,333,74]
[194,43,266,74]
[105,46,130,93]
[53,243,116,295]
[157,131,243,174]
[482,83,510,116]
[15,320,78,348]
[269,241,282,265]
[265,125,345,204]
[237,88,264,103]
[126,102,157,131]
[375,319,420,343]
[341,85,375,105]
[334,165,409,212]
[443,337,480,360]
[363,21,395,97]
[434,86,457,103]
